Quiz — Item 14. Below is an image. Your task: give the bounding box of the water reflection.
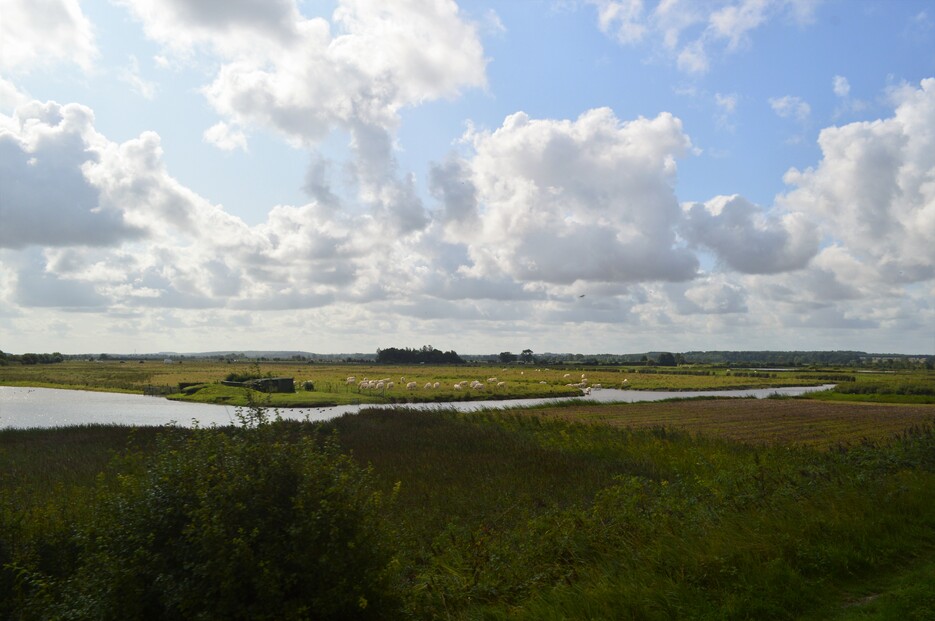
[1,384,835,429]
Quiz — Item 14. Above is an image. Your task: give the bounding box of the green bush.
[55,409,401,620]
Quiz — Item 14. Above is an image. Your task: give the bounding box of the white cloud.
[681,194,819,274]
[0,0,97,73]
[590,0,820,75]
[780,78,935,284]
[0,101,144,249]
[682,275,747,314]
[202,121,248,152]
[715,92,737,113]
[589,0,647,44]
[119,55,157,100]
[832,74,850,97]
[0,77,29,112]
[115,0,487,145]
[769,95,811,121]
[445,107,699,285]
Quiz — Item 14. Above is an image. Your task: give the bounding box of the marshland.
[2,358,934,619]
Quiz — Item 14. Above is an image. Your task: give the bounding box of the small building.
[248,377,295,393]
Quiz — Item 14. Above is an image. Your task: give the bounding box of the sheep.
[424,382,433,390]
[454,383,463,390]
[346,376,356,384]
[433,382,440,389]
[563,373,571,378]
[386,381,395,389]
[487,377,498,383]
[406,381,417,390]
[592,383,602,390]
[496,381,506,388]
[375,381,385,390]
[539,380,547,384]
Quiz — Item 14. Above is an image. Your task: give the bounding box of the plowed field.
[527,398,935,447]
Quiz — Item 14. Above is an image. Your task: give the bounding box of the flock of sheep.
[337,370,631,395]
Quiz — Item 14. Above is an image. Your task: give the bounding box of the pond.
[0,384,836,429]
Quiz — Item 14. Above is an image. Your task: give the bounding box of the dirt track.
[529,398,935,447]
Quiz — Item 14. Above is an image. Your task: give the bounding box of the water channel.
[0,384,836,429]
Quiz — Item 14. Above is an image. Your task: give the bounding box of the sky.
[1,0,934,356]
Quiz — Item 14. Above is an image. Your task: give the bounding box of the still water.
[0,384,836,429]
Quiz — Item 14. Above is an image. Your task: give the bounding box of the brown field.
[524,398,935,447]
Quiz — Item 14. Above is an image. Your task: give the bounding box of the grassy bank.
[3,398,934,619]
[5,359,902,406]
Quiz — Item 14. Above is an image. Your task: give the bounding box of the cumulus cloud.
[589,0,647,44]
[769,95,811,122]
[114,0,486,258]
[0,97,371,311]
[590,0,819,74]
[0,101,145,249]
[0,0,97,73]
[202,121,248,152]
[780,78,935,284]
[832,75,850,97]
[444,107,698,285]
[681,194,819,274]
[115,0,488,145]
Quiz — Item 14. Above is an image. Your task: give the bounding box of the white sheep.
[539,380,547,384]
[433,382,440,389]
[563,373,571,378]
[487,377,498,383]
[424,382,433,390]
[454,383,463,390]
[496,381,506,388]
[406,381,417,390]
[386,381,395,389]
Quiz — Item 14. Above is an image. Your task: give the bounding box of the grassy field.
[3,359,931,406]
[2,396,934,619]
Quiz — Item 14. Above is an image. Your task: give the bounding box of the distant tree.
[657,352,677,367]
[377,346,464,365]
[520,349,534,363]
[499,352,518,363]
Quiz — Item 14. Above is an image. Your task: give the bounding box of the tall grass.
[2,406,934,619]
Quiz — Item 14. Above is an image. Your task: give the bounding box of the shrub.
[59,409,401,620]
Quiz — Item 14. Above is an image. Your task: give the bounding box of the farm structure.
[221,377,295,393]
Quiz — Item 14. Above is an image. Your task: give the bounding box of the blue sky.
[1,0,933,355]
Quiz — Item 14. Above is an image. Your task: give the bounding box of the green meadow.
[2,395,934,619]
[3,359,932,406]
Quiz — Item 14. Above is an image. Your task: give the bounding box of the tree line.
[0,351,64,365]
[376,345,465,365]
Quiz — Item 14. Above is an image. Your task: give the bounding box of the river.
[0,384,836,429]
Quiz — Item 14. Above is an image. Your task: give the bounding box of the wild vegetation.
[5,359,931,408]
[2,397,934,619]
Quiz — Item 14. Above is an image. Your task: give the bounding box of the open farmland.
[516,398,935,447]
[0,359,857,405]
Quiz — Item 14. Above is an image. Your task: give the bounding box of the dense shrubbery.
[3,407,935,619]
[2,409,401,620]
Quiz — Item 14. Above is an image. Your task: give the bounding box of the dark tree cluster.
[1,351,64,365]
[376,345,465,365]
